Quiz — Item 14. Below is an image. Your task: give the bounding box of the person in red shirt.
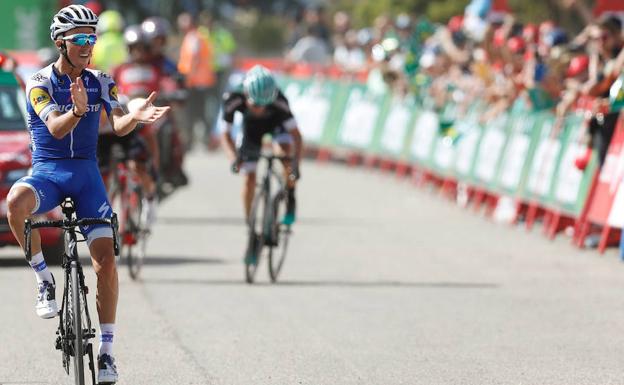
[98,25,161,227]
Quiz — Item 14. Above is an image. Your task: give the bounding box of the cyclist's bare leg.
[9,185,56,318]
[274,143,296,189]
[89,238,118,323]
[6,186,41,254]
[243,172,256,220]
[275,142,297,223]
[129,160,157,198]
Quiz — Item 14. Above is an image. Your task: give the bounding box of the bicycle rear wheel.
[125,186,146,280]
[245,187,266,284]
[268,191,291,283]
[68,262,85,385]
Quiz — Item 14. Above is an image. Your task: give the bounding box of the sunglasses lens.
[71,34,96,46]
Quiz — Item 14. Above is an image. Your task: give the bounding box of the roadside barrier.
[279,73,624,256]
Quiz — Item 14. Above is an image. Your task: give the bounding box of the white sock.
[99,323,115,357]
[29,252,53,284]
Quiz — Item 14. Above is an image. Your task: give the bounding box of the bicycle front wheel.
[268,191,291,283]
[69,262,85,385]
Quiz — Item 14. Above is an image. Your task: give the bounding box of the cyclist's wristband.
[72,106,85,118]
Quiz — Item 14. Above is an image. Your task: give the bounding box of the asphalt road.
[1,150,624,385]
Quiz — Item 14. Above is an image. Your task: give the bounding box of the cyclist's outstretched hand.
[70,77,87,115]
[131,91,171,123]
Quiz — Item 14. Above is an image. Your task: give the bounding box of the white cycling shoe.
[98,354,118,384]
[35,275,58,319]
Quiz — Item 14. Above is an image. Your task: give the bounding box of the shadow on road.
[0,255,226,268]
[143,277,499,289]
[158,216,244,227]
[119,255,227,266]
[158,216,371,227]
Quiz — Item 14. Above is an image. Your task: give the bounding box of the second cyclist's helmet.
[124,25,148,46]
[141,17,171,40]
[50,4,98,41]
[243,65,278,106]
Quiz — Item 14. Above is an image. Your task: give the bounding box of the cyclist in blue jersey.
[5,5,169,384]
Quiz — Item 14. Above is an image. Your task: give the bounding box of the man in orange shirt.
[177,12,216,149]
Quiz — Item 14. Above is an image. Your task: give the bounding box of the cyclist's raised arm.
[35,76,86,139]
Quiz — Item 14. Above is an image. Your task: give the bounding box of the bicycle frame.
[258,155,288,241]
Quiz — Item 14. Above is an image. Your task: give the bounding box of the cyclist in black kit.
[220,65,303,260]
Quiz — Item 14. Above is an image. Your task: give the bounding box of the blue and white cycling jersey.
[14,65,122,243]
[25,64,121,163]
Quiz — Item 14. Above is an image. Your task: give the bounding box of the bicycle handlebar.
[24,214,120,261]
[29,217,111,229]
[239,153,293,162]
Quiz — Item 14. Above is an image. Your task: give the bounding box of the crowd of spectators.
[284,3,624,169]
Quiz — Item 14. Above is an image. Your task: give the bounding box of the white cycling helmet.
[50,4,98,41]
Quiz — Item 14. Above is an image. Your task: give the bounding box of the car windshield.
[0,85,26,132]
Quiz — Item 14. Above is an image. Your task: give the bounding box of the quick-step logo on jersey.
[57,103,102,113]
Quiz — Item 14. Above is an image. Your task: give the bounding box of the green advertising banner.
[496,114,535,193]
[278,74,597,222]
[453,105,485,182]
[282,77,334,146]
[0,0,56,50]
[409,109,440,168]
[495,105,549,195]
[473,112,510,187]
[376,95,418,159]
[547,112,597,215]
[525,115,562,202]
[336,84,389,150]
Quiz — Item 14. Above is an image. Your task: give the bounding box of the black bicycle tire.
[268,191,290,282]
[70,262,85,385]
[127,187,145,280]
[245,187,266,284]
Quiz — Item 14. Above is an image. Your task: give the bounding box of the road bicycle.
[106,143,149,280]
[245,154,294,284]
[25,198,119,385]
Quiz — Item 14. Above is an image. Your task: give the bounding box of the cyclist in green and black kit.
[220,65,303,261]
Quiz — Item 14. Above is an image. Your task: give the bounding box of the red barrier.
[575,113,624,251]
